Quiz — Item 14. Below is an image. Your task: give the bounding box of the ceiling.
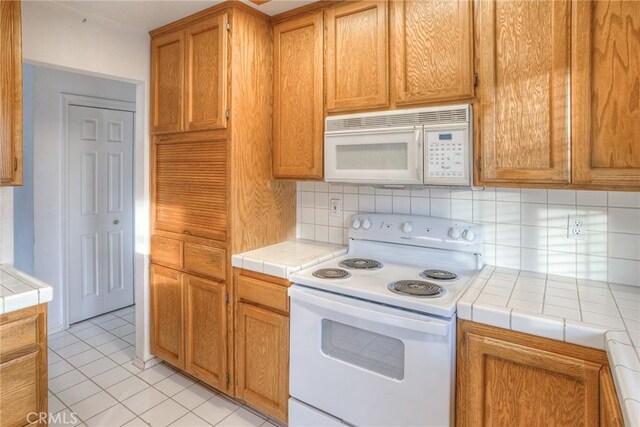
[51,0,316,32]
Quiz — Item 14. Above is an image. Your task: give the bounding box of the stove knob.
[362,218,372,230]
[401,222,414,234]
[352,218,362,230]
[462,229,476,242]
[448,227,461,239]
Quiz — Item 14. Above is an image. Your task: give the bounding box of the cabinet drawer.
[151,236,184,269]
[0,351,38,400]
[237,275,288,313]
[0,386,38,427]
[0,316,37,354]
[184,243,226,281]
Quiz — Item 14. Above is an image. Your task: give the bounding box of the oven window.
[321,319,405,380]
[336,143,408,170]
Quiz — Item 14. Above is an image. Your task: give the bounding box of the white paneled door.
[68,105,134,323]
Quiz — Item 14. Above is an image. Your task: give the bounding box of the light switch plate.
[330,199,342,217]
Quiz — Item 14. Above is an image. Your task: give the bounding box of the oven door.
[324,127,423,185]
[288,286,455,427]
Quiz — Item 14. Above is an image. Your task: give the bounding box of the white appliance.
[324,105,472,187]
[288,214,483,427]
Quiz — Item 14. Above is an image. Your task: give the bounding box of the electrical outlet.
[567,215,586,240]
[330,199,342,218]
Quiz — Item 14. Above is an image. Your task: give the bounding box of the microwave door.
[324,127,423,185]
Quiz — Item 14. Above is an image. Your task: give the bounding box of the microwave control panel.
[424,127,470,186]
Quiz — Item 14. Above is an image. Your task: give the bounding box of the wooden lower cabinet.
[457,320,622,427]
[600,367,624,427]
[234,270,290,424]
[150,264,228,390]
[0,304,47,426]
[185,274,227,390]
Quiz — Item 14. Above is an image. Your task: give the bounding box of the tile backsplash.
[295,182,640,286]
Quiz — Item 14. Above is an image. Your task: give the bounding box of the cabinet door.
[153,139,227,241]
[392,0,473,105]
[236,302,289,423]
[185,274,227,391]
[184,13,228,132]
[325,1,388,112]
[600,367,624,427]
[572,1,640,190]
[151,30,184,134]
[150,264,184,369]
[273,12,324,180]
[459,332,601,426]
[0,0,22,186]
[0,351,41,427]
[476,0,571,184]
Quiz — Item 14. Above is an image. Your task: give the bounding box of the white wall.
[14,0,152,363]
[296,183,640,287]
[16,64,136,333]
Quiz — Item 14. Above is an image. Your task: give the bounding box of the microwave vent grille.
[326,107,469,131]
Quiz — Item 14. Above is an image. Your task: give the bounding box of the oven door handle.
[289,287,450,336]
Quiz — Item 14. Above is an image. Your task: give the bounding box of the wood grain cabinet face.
[476,0,571,185]
[391,0,473,105]
[150,264,184,369]
[600,367,624,427]
[460,332,601,426]
[153,139,227,241]
[236,302,289,423]
[185,274,227,390]
[273,12,324,180]
[151,30,185,134]
[572,1,640,190]
[185,14,228,132]
[0,0,22,186]
[325,1,389,112]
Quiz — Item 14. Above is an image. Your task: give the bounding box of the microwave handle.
[415,127,423,182]
[289,286,450,336]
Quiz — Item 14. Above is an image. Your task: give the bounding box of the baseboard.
[133,355,158,371]
[48,324,64,335]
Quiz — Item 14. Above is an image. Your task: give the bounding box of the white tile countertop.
[0,264,53,314]
[231,239,348,279]
[458,266,640,426]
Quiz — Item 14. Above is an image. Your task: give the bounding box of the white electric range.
[288,214,484,427]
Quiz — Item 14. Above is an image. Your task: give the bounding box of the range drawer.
[184,243,226,281]
[151,236,184,270]
[0,315,38,354]
[237,274,289,313]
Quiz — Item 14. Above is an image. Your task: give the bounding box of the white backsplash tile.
[295,184,640,286]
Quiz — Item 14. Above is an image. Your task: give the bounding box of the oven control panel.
[349,214,482,254]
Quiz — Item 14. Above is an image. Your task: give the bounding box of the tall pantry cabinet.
[149,4,296,394]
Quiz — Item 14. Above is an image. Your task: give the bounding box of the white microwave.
[324,104,472,187]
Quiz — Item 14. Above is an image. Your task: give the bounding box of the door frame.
[61,94,136,330]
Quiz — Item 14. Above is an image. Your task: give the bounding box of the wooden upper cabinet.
[572,1,640,190]
[151,30,184,134]
[185,14,228,132]
[476,0,571,185]
[273,12,324,180]
[185,274,227,391]
[150,264,184,369]
[391,0,473,105]
[153,139,227,241]
[325,1,389,112]
[0,0,22,186]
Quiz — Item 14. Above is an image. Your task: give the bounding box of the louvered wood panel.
[0,0,22,186]
[477,0,571,184]
[572,0,640,190]
[392,0,473,105]
[154,140,227,241]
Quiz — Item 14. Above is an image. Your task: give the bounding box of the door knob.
[113,219,120,225]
